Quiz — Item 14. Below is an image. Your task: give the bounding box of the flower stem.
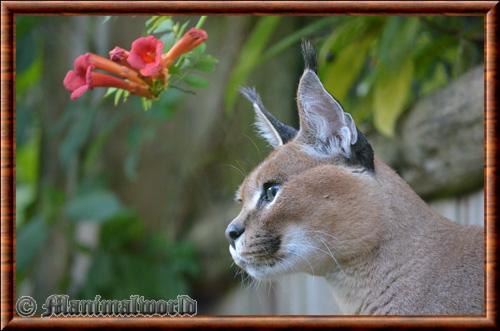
[88,53,149,88]
[91,72,154,98]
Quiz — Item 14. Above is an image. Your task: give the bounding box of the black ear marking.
[348,128,375,172]
[301,40,318,73]
[240,87,298,146]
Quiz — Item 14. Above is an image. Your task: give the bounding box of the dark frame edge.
[485,1,499,329]
[0,1,498,15]
[1,1,15,330]
[1,1,498,329]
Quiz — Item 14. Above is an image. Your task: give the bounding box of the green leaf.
[413,33,456,81]
[39,185,66,223]
[114,88,124,106]
[321,36,373,102]
[122,90,130,103]
[83,112,124,174]
[224,16,281,113]
[145,16,161,27]
[193,54,218,72]
[141,97,153,111]
[16,217,49,273]
[177,20,190,38]
[65,190,124,223]
[16,51,43,98]
[349,91,374,125]
[16,129,40,184]
[16,184,34,226]
[319,17,383,66]
[59,108,96,165]
[16,16,40,38]
[146,16,171,34]
[183,74,209,88]
[192,42,206,56]
[420,63,448,95]
[453,39,479,78]
[259,17,339,64]
[104,87,117,99]
[373,58,414,137]
[153,19,173,34]
[377,17,420,67]
[195,16,207,29]
[160,32,176,49]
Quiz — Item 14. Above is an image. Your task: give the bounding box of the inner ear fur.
[296,41,374,171]
[240,86,297,148]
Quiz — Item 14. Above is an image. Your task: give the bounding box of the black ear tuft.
[240,87,263,110]
[301,40,318,73]
[240,86,262,108]
[348,128,375,172]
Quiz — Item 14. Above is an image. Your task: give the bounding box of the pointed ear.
[296,41,374,170]
[240,87,297,148]
[296,41,358,156]
[296,69,358,156]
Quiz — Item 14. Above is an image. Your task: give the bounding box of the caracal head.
[226,41,380,280]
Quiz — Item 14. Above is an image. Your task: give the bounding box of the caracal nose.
[225,223,245,248]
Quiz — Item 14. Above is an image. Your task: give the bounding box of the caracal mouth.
[229,244,289,280]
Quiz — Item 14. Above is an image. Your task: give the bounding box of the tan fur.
[229,145,483,314]
[227,46,483,314]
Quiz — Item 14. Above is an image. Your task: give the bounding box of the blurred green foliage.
[16,16,201,299]
[15,15,483,304]
[227,16,483,136]
[225,16,281,112]
[79,213,199,298]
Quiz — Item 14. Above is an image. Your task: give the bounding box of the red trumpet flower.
[63,54,153,100]
[63,54,93,100]
[109,46,130,65]
[162,28,208,67]
[87,53,147,86]
[63,26,209,103]
[127,36,164,77]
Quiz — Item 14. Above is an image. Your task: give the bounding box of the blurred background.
[16,15,484,314]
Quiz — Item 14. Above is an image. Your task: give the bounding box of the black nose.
[225,223,245,248]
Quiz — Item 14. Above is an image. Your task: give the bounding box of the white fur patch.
[298,137,349,159]
[234,190,241,202]
[302,103,331,142]
[249,189,261,210]
[253,102,283,148]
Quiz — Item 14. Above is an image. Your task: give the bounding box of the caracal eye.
[263,182,280,203]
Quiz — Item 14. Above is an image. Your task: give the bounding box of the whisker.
[244,133,262,156]
[235,159,248,173]
[281,245,316,276]
[316,236,345,275]
[301,229,345,261]
[284,237,345,275]
[303,229,341,242]
[221,163,246,178]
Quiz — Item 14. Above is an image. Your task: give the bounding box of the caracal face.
[226,42,379,280]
